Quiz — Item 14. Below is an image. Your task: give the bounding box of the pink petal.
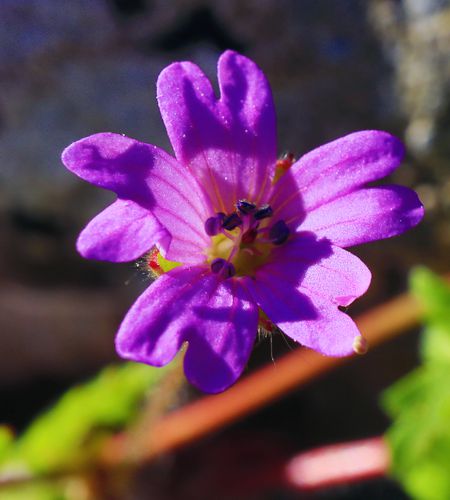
[265,234,371,307]
[270,131,405,227]
[298,185,424,248]
[244,270,361,356]
[62,132,160,199]
[77,198,169,262]
[157,50,276,213]
[183,276,258,393]
[116,266,258,393]
[62,132,210,263]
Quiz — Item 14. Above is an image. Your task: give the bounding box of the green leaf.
[410,267,450,324]
[2,362,166,474]
[383,268,450,500]
[0,482,65,500]
[411,267,450,364]
[0,427,14,462]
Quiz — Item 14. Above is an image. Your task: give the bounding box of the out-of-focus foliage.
[0,362,167,499]
[0,482,66,500]
[0,427,13,462]
[383,268,450,500]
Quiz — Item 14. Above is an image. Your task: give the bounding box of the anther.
[254,204,273,220]
[236,199,256,215]
[222,212,242,231]
[269,220,290,245]
[276,152,295,171]
[210,258,236,278]
[204,212,225,236]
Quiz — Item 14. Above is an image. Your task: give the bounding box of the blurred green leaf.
[410,267,450,324]
[383,268,450,500]
[0,427,14,462]
[1,362,166,475]
[411,267,450,365]
[0,481,65,500]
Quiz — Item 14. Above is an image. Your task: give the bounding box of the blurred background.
[0,0,449,498]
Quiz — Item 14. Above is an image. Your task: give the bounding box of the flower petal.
[265,234,372,307]
[62,132,210,263]
[183,276,258,393]
[62,132,161,201]
[116,266,258,393]
[77,198,169,262]
[270,131,405,228]
[157,50,276,212]
[298,185,424,247]
[244,269,361,356]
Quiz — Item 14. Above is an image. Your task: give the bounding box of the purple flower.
[62,51,424,393]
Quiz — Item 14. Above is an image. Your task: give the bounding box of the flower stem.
[283,436,390,491]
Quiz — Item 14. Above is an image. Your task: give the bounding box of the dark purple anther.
[269,220,290,245]
[236,199,256,215]
[210,258,236,278]
[222,212,242,230]
[204,212,225,236]
[254,204,273,220]
[211,258,226,273]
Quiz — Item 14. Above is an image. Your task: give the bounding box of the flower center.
[205,199,290,279]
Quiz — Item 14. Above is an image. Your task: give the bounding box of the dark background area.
[0,0,449,498]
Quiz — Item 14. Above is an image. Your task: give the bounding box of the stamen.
[222,212,243,231]
[204,212,225,236]
[207,200,285,278]
[210,258,236,278]
[254,204,273,220]
[276,152,295,170]
[269,220,290,245]
[242,247,263,257]
[236,199,256,215]
[274,152,296,183]
[241,227,258,244]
